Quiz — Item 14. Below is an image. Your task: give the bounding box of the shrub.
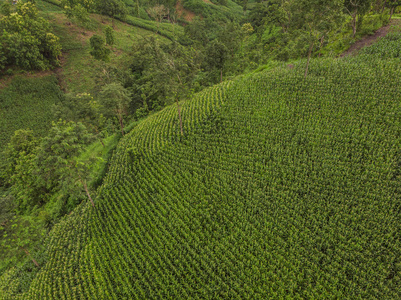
[89,34,110,61]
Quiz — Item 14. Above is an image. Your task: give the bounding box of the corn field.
[1,36,401,299]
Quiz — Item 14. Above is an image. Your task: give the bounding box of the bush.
[104,26,115,46]
[89,35,110,61]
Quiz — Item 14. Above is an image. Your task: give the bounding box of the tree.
[0,130,40,212]
[64,4,92,28]
[184,17,208,45]
[148,5,169,34]
[104,25,114,46]
[89,34,110,61]
[52,92,106,145]
[204,40,228,82]
[0,1,12,16]
[290,0,344,77]
[386,0,401,20]
[129,36,200,114]
[61,0,96,11]
[1,129,38,184]
[96,0,127,20]
[0,214,44,268]
[35,120,95,197]
[344,0,373,37]
[99,83,132,135]
[59,157,99,208]
[0,1,61,70]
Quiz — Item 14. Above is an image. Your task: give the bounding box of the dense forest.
[0,0,401,298]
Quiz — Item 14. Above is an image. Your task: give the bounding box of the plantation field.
[0,76,63,151]
[1,30,401,299]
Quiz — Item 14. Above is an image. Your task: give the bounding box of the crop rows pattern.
[0,76,63,150]
[1,38,401,298]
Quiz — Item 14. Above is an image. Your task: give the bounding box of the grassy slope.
[2,30,401,299]
[46,12,167,93]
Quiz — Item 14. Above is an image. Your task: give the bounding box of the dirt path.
[340,20,401,57]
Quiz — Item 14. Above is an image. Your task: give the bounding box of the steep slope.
[2,33,401,299]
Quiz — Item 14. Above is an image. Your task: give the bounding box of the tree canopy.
[0,2,62,70]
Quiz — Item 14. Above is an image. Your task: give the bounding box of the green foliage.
[183,16,208,44]
[0,1,62,70]
[122,15,183,41]
[61,0,96,11]
[182,0,242,23]
[89,34,110,61]
[104,25,115,46]
[5,39,401,297]
[96,0,128,19]
[52,92,105,133]
[204,39,228,73]
[99,82,132,134]
[0,214,46,276]
[0,1,12,16]
[0,76,63,153]
[360,30,401,57]
[1,129,38,186]
[129,37,200,112]
[35,120,95,192]
[64,3,93,28]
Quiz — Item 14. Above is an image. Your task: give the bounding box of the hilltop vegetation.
[2,24,401,298]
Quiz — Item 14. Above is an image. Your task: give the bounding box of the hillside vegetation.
[1,29,401,298]
[0,76,63,151]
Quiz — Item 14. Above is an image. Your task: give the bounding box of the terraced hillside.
[1,33,401,298]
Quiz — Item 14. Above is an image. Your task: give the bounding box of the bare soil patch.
[175,0,196,22]
[341,20,401,57]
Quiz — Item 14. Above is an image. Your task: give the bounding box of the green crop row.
[0,76,63,151]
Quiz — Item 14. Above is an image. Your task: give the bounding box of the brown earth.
[175,0,196,22]
[340,19,401,57]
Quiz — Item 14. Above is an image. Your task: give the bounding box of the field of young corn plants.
[1,32,401,299]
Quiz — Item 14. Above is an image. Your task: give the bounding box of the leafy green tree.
[242,0,248,12]
[290,0,345,77]
[96,0,127,19]
[52,92,106,145]
[130,36,199,113]
[0,215,44,269]
[64,4,92,28]
[61,0,96,11]
[35,120,95,197]
[104,25,115,46]
[99,83,132,135]
[204,40,228,82]
[0,1,61,70]
[0,130,41,212]
[386,0,401,20]
[90,34,110,61]
[59,157,99,208]
[344,0,373,37]
[184,17,208,45]
[0,1,12,16]
[0,129,38,187]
